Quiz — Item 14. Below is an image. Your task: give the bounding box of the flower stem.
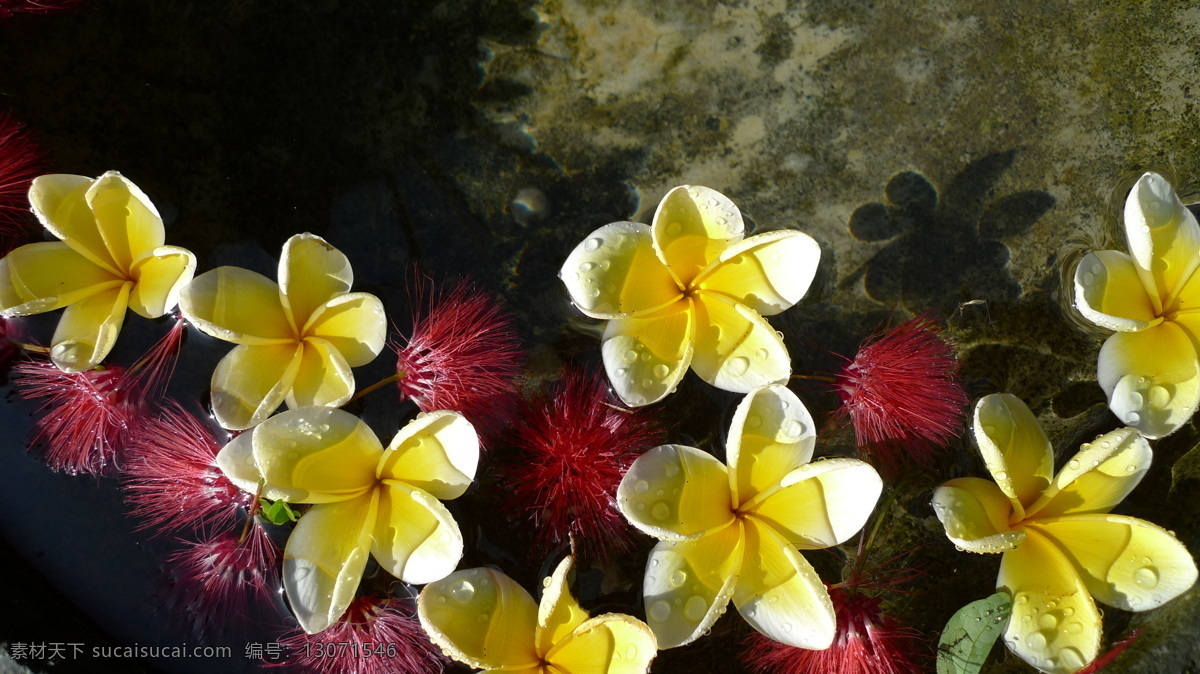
[790,373,837,384]
[239,482,265,544]
[346,371,404,404]
[14,342,49,354]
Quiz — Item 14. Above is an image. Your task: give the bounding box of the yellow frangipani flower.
[560,185,820,407]
[216,405,478,634]
[0,171,196,372]
[179,232,386,430]
[617,383,881,649]
[1074,172,1200,438]
[418,554,658,673]
[933,393,1197,673]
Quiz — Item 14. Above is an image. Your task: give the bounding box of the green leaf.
[259,498,300,525]
[937,591,1012,674]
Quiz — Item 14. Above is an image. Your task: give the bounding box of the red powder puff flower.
[0,0,86,19]
[0,112,46,250]
[391,277,524,445]
[122,400,254,537]
[13,317,186,474]
[744,587,924,674]
[833,315,967,480]
[274,594,446,674]
[167,523,279,635]
[497,365,665,559]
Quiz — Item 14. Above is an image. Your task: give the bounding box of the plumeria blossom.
[560,185,820,406]
[932,393,1198,673]
[0,171,196,372]
[1074,172,1200,438]
[216,405,478,634]
[418,554,658,673]
[180,233,386,430]
[617,383,882,649]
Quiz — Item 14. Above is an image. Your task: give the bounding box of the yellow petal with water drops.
[691,292,791,393]
[303,292,387,367]
[693,230,820,317]
[251,406,380,503]
[601,299,694,407]
[1029,514,1198,613]
[127,245,196,318]
[1124,172,1200,312]
[618,444,734,541]
[210,342,303,431]
[1097,320,1200,439]
[545,614,658,674]
[213,431,262,495]
[84,171,165,272]
[997,528,1102,674]
[651,185,744,285]
[285,338,355,410]
[932,477,1026,554]
[1025,428,1151,520]
[50,282,131,373]
[747,458,881,550]
[0,242,124,316]
[378,410,478,500]
[29,174,121,276]
[726,384,816,508]
[419,567,541,670]
[279,233,354,329]
[1073,251,1159,331]
[283,491,378,634]
[536,556,589,658]
[561,221,683,320]
[974,393,1054,516]
[179,266,295,345]
[733,518,835,649]
[372,480,464,584]
[642,522,743,649]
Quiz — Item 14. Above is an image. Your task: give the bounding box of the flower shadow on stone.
[845,151,1055,314]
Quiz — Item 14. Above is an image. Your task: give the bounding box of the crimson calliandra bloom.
[166,524,279,636]
[0,111,45,248]
[274,594,446,674]
[121,401,253,537]
[0,0,87,19]
[833,315,967,480]
[743,587,924,674]
[13,318,185,474]
[392,278,524,444]
[499,365,664,560]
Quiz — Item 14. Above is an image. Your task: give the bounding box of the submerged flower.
[617,384,882,648]
[277,594,447,674]
[167,523,280,635]
[0,112,45,247]
[393,277,524,443]
[833,315,967,479]
[743,587,923,674]
[561,185,820,407]
[419,554,657,673]
[932,393,1198,673]
[0,171,196,372]
[499,365,665,559]
[180,233,386,430]
[1074,172,1200,438]
[122,401,253,537]
[216,406,478,633]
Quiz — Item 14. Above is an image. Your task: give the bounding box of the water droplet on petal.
[670,570,687,587]
[653,364,670,379]
[585,237,603,251]
[450,580,475,602]
[649,600,671,623]
[727,357,750,377]
[1134,566,1159,589]
[1025,632,1048,650]
[579,261,596,272]
[634,480,650,494]
[651,502,671,521]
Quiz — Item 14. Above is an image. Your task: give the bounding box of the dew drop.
[747,414,762,428]
[1082,272,1095,285]
[616,368,628,377]
[783,419,804,439]
[1134,566,1159,589]
[670,570,687,587]
[450,580,475,602]
[995,470,1009,481]
[648,600,671,623]
[1068,460,1080,470]
[1025,632,1048,650]
[1060,646,1087,669]
[585,237,603,251]
[1063,621,1082,635]
[666,221,682,235]
[642,378,654,389]
[1128,391,1144,407]
[653,364,670,379]
[1126,411,1141,424]
[635,503,646,512]
[728,356,750,377]
[543,576,552,588]
[634,480,650,494]
[1039,613,1059,630]
[1149,385,1170,407]
[623,349,638,364]
[1016,594,1029,605]
[477,613,489,623]
[651,502,671,521]
[579,261,596,272]
[588,287,601,299]
[1126,464,1138,473]
[665,464,680,478]
[755,348,769,360]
